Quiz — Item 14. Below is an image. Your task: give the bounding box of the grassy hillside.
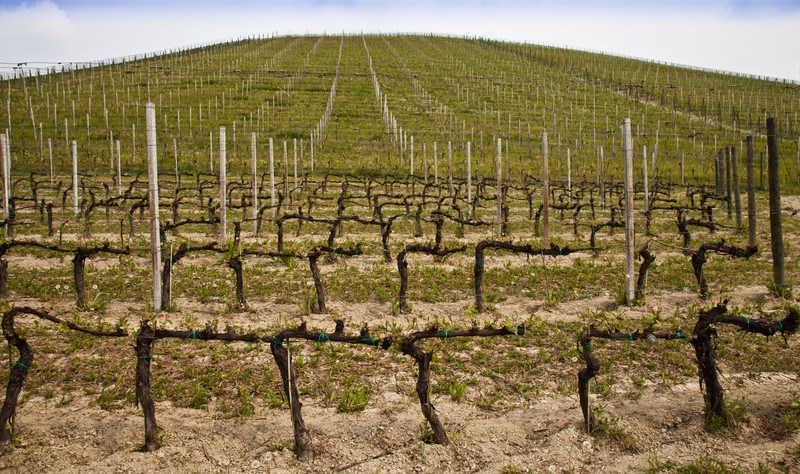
[2,34,799,189]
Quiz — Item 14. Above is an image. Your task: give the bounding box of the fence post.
[766,118,785,293]
[542,131,550,247]
[145,103,162,310]
[622,118,635,305]
[746,136,756,247]
[219,127,227,245]
[251,132,258,236]
[71,140,79,215]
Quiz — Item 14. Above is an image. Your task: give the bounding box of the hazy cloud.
[0,0,798,80]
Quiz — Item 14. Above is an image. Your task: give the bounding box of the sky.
[1,0,799,81]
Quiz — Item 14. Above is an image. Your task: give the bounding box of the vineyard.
[0,34,799,472]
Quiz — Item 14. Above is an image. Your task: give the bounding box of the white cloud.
[0,1,798,81]
[0,1,74,63]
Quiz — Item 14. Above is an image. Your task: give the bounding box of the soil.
[0,284,798,474]
[0,191,798,473]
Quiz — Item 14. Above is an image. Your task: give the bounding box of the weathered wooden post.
[496,138,503,237]
[566,147,572,200]
[0,133,8,237]
[71,140,79,215]
[447,141,453,195]
[766,118,785,293]
[251,132,258,236]
[48,138,54,187]
[725,146,733,219]
[542,131,550,247]
[746,136,756,247]
[270,137,276,218]
[642,145,649,212]
[410,135,414,176]
[466,141,472,207]
[310,132,315,173]
[219,127,227,245]
[145,103,162,310]
[731,146,742,230]
[283,141,289,201]
[433,141,438,185]
[115,139,122,195]
[622,119,635,305]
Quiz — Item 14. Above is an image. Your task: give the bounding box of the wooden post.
[622,118,635,305]
[731,146,742,230]
[71,140,79,215]
[423,143,428,183]
[116,139,122,196]
[310,132,315,173]
[466,141,472,207]
[145,103,162,310]
[542,131,550,247]
[283,141,289,201]
[598,146,605,207]
[447,141,453,194]
[433,142,438,185]
[0,134,8,237]
[766,118,785,292]
[725,146,733,218]
[410,135,414,176]
[209,131,213,173]
[715,149,722,197]
[642,145,649,212]
[172,138,179,189]
[566,147,572,201]
[269,137,276,218]
[746,136,756,247]
[219,127,227,245]
[293,138,298,192]
[48,137,54,187]
[251,133,258,236]
[496,138,503,237]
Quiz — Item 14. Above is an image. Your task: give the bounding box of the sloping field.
[0,35,798,473]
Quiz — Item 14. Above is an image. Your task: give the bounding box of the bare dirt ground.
[0,283,798,474]
[0,195,799,473]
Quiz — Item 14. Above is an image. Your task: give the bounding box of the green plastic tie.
[185,331,197,341]
[627,333,634,341]
[441,330,451,338]
[271,338,287,346]
[582,344,593,349]
[778,321,783,332]
[675,331,686,339]
[332,248,337,255]
[361,337,376,346]
[317,333,329,346]
[140,355,153,360]
[14,360,28,369]
[745,318,751,332]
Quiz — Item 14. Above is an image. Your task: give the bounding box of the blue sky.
[1,0,799,80]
